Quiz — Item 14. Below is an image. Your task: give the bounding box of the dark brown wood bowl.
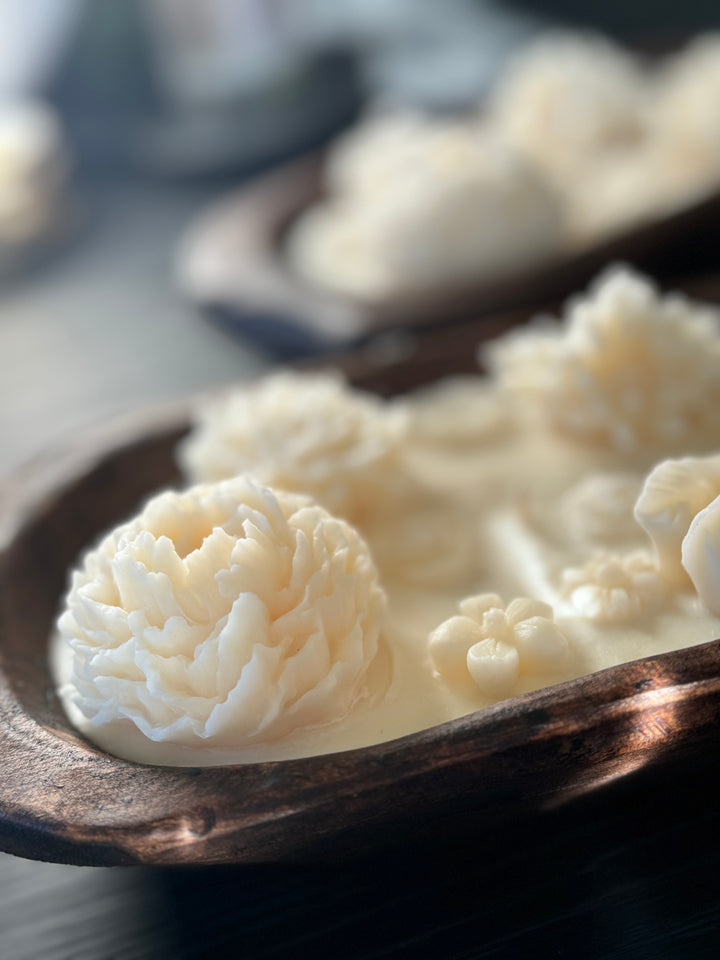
[3,304,720,869]
[176,152,720,354]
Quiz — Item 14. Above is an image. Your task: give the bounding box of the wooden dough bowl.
[177,152,720,353]
[3,302,720,868]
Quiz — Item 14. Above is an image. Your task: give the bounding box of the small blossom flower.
[429,593,569,699]
[561,551,666,621]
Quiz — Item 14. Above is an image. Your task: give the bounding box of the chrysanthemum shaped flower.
[56,476,387,757]
[487,31,648,180]
[562,472,644,545]
[681,494,720,615]
[565,142,714,245]
[363,496,478,587]
[178,371,408,526]
[429,594,568,699]
[323,109,450,198]
[485,267,720,451]
[652,35,720,187]
[398,376,515,448]
[288,129,563,300]
[634,454,720,585]
[561,551,666,621]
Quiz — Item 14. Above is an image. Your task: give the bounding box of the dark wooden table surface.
[3,180,720,959]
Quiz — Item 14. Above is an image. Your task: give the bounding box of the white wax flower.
[561,552,666,622]
[566,143,713,244]
[651,34,720,189]
[681,494,720,616]
[323,109,441,198]
[487,31,649,180]
[485,267,720,451]
[634,454,720,585]
[178,371,407,526]
[363,496,478,587]
[286,201,399,300]
[287,128,563,300]
[398,376,514,447]
[429,593,568,699]
[562,473,644,546]
[0,99,68,242]
[56,476,387,756]
[0,100,63,183]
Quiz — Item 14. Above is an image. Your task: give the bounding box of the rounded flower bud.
[55,475,387,763]
[561,551,665,622]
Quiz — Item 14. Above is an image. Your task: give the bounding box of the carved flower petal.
[505,597,553,626]
[634,454,720,583]
[428,615,483,684]
[466,638,520,698]
[458,593,504,621]
[681,493,720,615]
[511,617,569,674]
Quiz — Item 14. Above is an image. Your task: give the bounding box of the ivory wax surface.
[54,268,720,765]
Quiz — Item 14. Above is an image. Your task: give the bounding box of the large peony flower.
[178,371,408,526]
[287,127,563,300]
[651,35,720,188]
[487,31,648,181]
[56,476,387,759]
[564,142,713,244]
[485,267,720,452]
[323,109,442,198]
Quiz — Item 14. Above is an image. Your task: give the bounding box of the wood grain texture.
[3,305,720,868]
[177,151,720,350]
